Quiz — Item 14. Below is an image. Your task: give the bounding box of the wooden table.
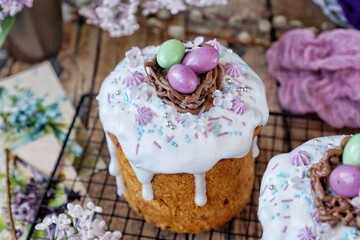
[0,0,332,113]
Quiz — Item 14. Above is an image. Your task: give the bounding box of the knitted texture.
[266,29,360,128]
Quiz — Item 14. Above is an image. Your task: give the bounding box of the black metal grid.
[28,94,356,240]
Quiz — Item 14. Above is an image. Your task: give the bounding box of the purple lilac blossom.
[79,0,228,37]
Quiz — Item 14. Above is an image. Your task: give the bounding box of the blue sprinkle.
[276,171,290,178]
[284,205,289,209]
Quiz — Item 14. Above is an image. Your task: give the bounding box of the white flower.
[52,214,71,230]
[314,223,335,240]
[35,202,121,240]
[125,47,144,68]
[67,203,84,219]
[351,191,360,209]
[184,112,206,138]
[129,83,148,101]
[87,201,103,213]
[101,231,123,240]
[185,36,204,50]
[213,90,233,109]
[35,217,52,230]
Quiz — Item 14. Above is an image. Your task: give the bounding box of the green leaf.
[0,218,6,231]
[48,184,67,208]
[0,16,14,48]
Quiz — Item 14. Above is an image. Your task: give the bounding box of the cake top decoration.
[145,39,221,114]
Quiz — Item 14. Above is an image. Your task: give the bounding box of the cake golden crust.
[108,132,257,233]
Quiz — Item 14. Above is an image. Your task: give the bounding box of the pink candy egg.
[168,64,198,94]
[329,164,360,198]
[182,46,220,74]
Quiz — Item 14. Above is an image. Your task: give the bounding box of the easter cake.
[259,134,360,239]
[98,37,269,233]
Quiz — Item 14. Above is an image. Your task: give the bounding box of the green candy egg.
[156,39,185,69]
[343,134,360,166]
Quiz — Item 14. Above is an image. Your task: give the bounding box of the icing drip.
[194,173,207,206]
[142,182,154,200]
[105,134,124,195]
[252,136,259,158]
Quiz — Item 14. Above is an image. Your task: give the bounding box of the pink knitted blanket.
[266,29,360,128]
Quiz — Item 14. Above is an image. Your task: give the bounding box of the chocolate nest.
[144,46,222,115]
[309,135,360,229]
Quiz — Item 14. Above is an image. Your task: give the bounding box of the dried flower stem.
[5,149,18,240]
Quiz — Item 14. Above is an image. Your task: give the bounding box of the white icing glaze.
[98,39,269,206]
[259,135,360,240]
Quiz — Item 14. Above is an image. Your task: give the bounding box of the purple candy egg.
[329,164,360,198]
[182,46,220,74]
[168,64,198,94]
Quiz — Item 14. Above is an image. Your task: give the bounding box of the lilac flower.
[206,39,222,52]
[125,47,144,68]
[184,36,204,51]
[314,223,335,240]
[291,174,311,194]
[225,61,242,77]
[184,112,206,135]
[231,97,246,115]
[79,0,228,37]
[129,82,148,101]
[36,202,122,240]
[351,191,360,209]
[298,226,316,240]
[0,0,31,18]
[124,71,145,86]
[290,150,310,166]
[135,107,154,126]
[213,90,233,109]
[79,0,140,37]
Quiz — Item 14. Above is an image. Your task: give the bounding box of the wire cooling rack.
[28,93,356,240]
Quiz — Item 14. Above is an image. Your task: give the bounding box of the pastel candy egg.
[182,46,220,74]
[329,164,360,198]
[156,39,185,69]
[343,134,360,166]
[168,64,198,94]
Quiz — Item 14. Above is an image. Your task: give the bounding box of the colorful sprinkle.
[260,185,267,197]
[208,117,221,121]
[136,144,140,155]
[167,135,174,143]
[217,132,229,137]
[153,141,161,149]
[269,197,276,203]
[282,226,287,233]
[283,216,291,219]
[281,199,293,203]
[221,115,233,122]
[272,162,279,171]
[283,184,289,191]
